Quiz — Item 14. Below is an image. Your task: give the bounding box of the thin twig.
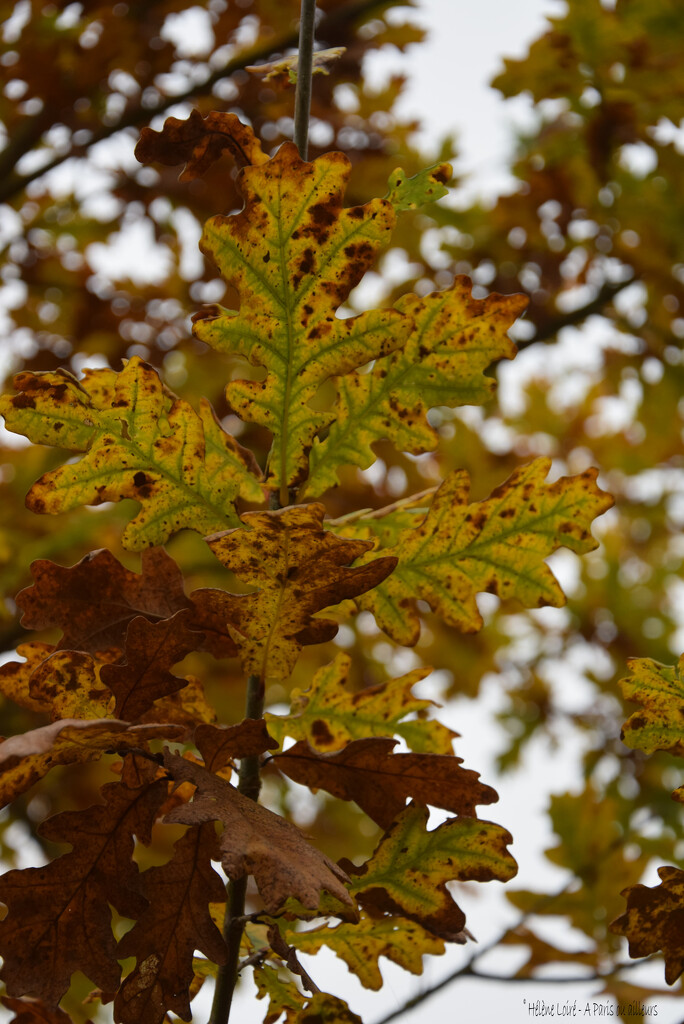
[0,0,391,205]
[293,0,317,160]
[209,672,265,1024]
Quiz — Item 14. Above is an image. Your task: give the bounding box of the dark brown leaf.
[612,866,684,984]
[274,738,498,829]
[0,756,168,1006]
[195,719,278,773]
[1,997,82,1023]
[115,823,227,1024]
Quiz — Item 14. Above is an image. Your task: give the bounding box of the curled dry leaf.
[274,737,498,829]
[206,503,396,680]
[163,751,355,914]
[135,108,269,179]
[0,718,183,807]
[0,756,168,1007]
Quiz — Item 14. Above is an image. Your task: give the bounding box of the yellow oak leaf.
[343,457,613,645]
[304,278,525,497]
[265,651,455,754]
[194,142,412,499]
[619,654,684,756]
[0,357,263,550]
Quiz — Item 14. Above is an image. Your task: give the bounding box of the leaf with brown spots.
[99,610,204,721]
[285,912,444,991]
[343,804,517,941]
[206,503,396,680]
[0,756,168,1006]
[0,358,263,549]
[25,648,114,720]
[274,737,497,829]
[246,47,347,87]
[303,279,525,498]
[611,866,684,984]
[345,457,613,644]
[264,651,455,754]
[114,823,228,1024]
[0,719,182,808]
[618,654,684,757]
[135,108,269,180]
[194,142,412,498]
[162,751,355,915]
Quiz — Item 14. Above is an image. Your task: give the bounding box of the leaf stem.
[209,673,265,1024]
[293,0,317,160]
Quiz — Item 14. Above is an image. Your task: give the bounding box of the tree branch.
[517,278,634,350]
[209,672,265,1024]
[293,0,317,160]
[0,0,394,205]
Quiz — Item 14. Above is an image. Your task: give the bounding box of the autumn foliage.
[2,1,684,1023]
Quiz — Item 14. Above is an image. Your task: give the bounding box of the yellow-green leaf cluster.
[619,655,684,757]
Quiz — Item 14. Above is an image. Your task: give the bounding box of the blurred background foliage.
[1,0,684,1019]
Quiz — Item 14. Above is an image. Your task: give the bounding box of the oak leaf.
[611,866,684,984]
[264,651,455,754]
[163,751,354,914]
[0,642,61,715]
[115,823,228,1024]
[16,547,191,653]
[0,719,182,807]
[254,963,307,1024]
[27,648,113,720]
[274,737,497,829]
[304,279,523,497]
[135,109,269,179]
[0,358,263,549]
[295,991,362,1023]
[286,912,444,991]
[195,718,278,773]
[349,457,613,644]
[99,610,203,720]
[246,47,347,86]
[619,655,684,756]
[343,804,517,940]
[206,504,396,679]
[0,756,168,1006]
[385,162,452,212]
[194,142,411,494]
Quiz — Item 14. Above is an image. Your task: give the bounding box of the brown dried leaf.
[115,823,227,1024]
[163,751,354,914]
[274,738,497,829]
[195,719,278,773]
[0,756,168,1006]
[17,548,190,654]
[1,997,82,1023]
[135,109,269,180]
[0,719,182,807]
[99,611,203,720]
[206,504,396,680]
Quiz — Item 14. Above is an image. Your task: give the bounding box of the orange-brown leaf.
[0,757,168,1006]
[115,823,227,1024]
[1,997,82,1023]
[195,719,278,773]
[274,738,497,829]
[163,752,355,914]
[135,109,268,180]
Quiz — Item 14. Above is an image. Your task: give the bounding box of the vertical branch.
[209,673,265,1024]
[293,0,317,160]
